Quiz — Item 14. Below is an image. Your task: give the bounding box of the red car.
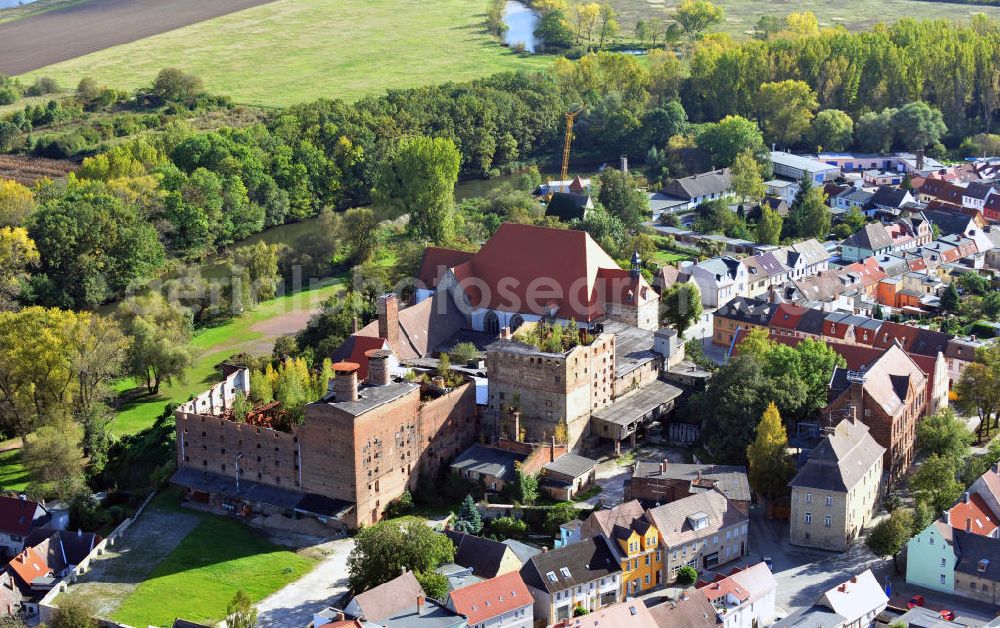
[908,595,925,609]
[939,610,956,621]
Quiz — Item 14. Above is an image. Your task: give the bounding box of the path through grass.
[62,490,316,626]
[21,0,551,107]
[112,277,344,436]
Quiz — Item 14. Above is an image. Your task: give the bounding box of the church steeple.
[630,250,642,280]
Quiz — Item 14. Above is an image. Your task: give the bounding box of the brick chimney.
[963,492,970,503]
[550,435,556,463]
[967,517,973,533]
[416,595,425,615]
[333,362,360,402]
[500,326,512,340]
[512,410,521,442]
[916,148,925,172]
[365,349,392,386]
[378,293,400,355]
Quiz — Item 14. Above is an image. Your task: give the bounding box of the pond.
[502,0,539,53]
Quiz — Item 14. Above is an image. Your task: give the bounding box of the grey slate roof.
[744,252,787,279]
[716,296,778,326]
[645,488,748,547]
[843,223,893,251]
[697,256,742,281]
[790,418,885,493]
[865,186,910,209]
[444,530,518,578]
[662,168,731,201]
[543,454,597,479]
[520,536,620,594]
[450,444,527,482]
[632,462,751,503]
[501,539,543,564]
[791,239,831,266]
[953,529,1000,583]
[922,210,975,237]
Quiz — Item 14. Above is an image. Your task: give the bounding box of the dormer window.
[979,559,990,574]
[560,567,571,579]
[547,571,557,582]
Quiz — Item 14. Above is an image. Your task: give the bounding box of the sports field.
[18,0,552,107]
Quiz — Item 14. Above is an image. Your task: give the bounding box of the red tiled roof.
[949,493,999,536]
[448,571,531,625]
[416,247,475,291]
[843,258,887,287]
[334,335,387,380]
[871,320,920,352]
[769,304,807,330]
[452,223,654,322]
[920,178,965,205]
[6,546,51,586]
[0,496,39,537]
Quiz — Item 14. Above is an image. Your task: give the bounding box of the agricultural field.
[0,154,76,185]
[0,0,279,75]
[18,0,552,107]
[111,276,344,436]
[610,0,1000,34]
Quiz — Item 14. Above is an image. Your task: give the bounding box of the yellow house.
[611,518,663,597]
[578,500,664,596]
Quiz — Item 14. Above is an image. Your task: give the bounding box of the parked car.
[939,609,955,621]
[907,595,925,608]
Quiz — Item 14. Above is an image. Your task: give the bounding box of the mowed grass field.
[20,0,552,107]
[113,515,315,626]
[611,0,1000,34]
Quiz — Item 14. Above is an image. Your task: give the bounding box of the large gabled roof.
[790,418,884,492]
[843,223,893,251]
[0,496,43,537]
[450,223,655,322]
[447,571,531,624]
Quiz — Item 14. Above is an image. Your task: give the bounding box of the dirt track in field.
[0,0,279,76]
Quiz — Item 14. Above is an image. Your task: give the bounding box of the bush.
[489,516,528,539]
[449,342,480,365]
[385,490,414,518]
[677,565,698,585]
[51,596,97,628]
[26,77,60,96]
[0,87,19,106]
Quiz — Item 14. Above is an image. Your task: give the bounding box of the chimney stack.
[365,349,392,386]
[352,316,359,334]
[620,155,628,174]
[512,410,521,442]
[332,362,360,402]
[963,492,970,503]
[660,459,668,473]
[500,326,512,340]
[336,612,345,622]
[916,149,925,172]
[967,517,973,533]
[377,294,400,355]
[416,595,425,615]
[550,435,556,463]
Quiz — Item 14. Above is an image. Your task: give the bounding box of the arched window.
[510,314,525,332]
[484,311,500,335]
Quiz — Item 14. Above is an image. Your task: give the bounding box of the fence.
[37,491,157,626]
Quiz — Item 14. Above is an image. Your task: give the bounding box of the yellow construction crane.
[560,106,583,183]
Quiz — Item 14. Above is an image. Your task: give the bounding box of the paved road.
[256,537,354,628]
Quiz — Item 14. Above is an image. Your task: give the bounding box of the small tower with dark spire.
[630,250,642,280]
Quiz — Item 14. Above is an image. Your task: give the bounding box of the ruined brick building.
[173,350,477,530]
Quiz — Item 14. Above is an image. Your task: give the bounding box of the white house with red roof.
[446,570,533,628]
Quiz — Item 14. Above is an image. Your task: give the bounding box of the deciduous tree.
[660,282,702,337]
[917,408,974,461]
[756,206,782,245]
[866,507,914,573]
[117,292,193,395]
[375,136,460,244]
[347,519,454,593]
[226,591,257,628]
[755,80,819,147]
[746,402,793,501]
[810,109,854,151]
[671,0,724,38]
[697,115,766,168]
[730,148,766,204]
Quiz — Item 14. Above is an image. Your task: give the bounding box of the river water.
[502,0,539,53]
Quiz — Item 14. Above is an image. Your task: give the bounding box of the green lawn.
[20,0,552,107]
[0,448,28,492]
[111,277,344,436]
[112,504,315,626]
[650,250,691,265]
